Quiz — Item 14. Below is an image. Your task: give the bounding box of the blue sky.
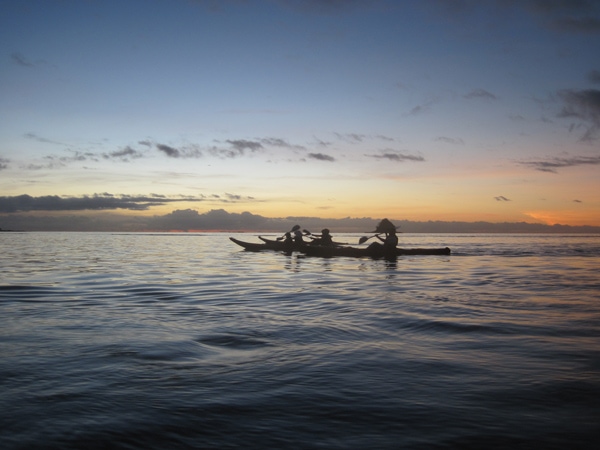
[1,0,600,229]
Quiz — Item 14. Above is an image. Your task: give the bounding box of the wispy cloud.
[208,139,264,158]
[224,192,255,201]
[24,132,65,146]
[367,150,425,162]
[103,146,145,161]
[435,136,465,145]
[334,132,366,143]
[557,89,600,141]
[464,89,497,101]
[376,135,395,142]
[519,155,600,173]
[0,158,9,170]
[226,139,263,152]
[308,152,335,162]
[260,137,306,151]
[156,143,203,158]
[156,143,182,158]
[313,136,333,147]
[11,52,35,67]
[407,97,440,116]
[494,196,511,202]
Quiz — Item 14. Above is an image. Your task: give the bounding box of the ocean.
[1,232,599,449]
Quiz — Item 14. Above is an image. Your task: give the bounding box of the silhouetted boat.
[229,237,294,252]
[229,237,450,258]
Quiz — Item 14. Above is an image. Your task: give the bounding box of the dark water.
[1,232,599,449]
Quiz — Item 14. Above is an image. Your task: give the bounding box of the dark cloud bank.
[1,196,598,233]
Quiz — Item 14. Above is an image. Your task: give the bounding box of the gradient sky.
[1,0,600,227]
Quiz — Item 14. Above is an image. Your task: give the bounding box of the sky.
[1,0,600,230]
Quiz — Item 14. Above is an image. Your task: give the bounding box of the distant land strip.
[1,209,599,233]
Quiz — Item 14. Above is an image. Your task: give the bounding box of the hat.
[371,218,398,234]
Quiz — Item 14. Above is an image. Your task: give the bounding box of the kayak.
[229,237,451,258]
[299,244,451,258]
[229,237,296,252]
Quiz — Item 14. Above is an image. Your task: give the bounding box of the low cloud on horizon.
[1,205,598,233]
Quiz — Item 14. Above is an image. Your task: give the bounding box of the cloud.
[519,155,600,173]
[0,192,258,213]
[464,89,497,101]
[367,151,425,162]
[22,134,145,163]
[25,151,99,169]
[376,135,395,142]
[24,132,64,146]
[308,152,335,162]
[156,143,181,158]
[103,146,144,161]
[588,70,600,84]
[574,199,582,203]
[260,137,306,151]
[0,158,9,170]
[225,192,255,201]
[208,139,264,158]
[226,139,263,152]
[334,132,366,143]
[0,194,163,212]
[156,143,203,158]
[551,16,600,33]
[407,97,440,116]
[557,89,600,141]
[435,136,465,145]
[494,196,511,202]
[11,52,34,67]
[332,133,395,144]
[313,137,333,147]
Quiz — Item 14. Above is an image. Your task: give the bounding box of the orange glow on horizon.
[524,210,600,227]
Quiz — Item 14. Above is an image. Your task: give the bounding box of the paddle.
[359,228,402,244]
[358,233,381,244]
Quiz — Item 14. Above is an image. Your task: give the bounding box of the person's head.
[374,218,397,234]
[321,228,330,235]
[285,232,292,239]
[291,225,301,232]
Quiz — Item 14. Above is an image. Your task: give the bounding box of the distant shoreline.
[2,209,600,234]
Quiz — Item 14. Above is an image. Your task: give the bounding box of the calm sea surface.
[1,232,599,449]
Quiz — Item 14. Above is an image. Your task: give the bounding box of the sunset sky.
[1,0,600,229]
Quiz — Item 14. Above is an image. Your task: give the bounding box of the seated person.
[311,228,333,246]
